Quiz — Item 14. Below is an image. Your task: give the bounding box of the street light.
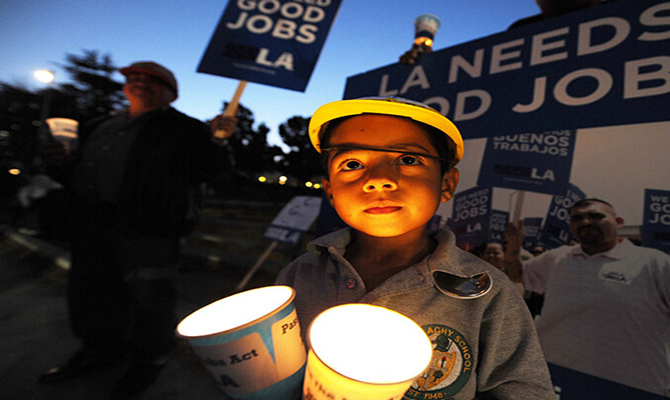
[33,69,55,84]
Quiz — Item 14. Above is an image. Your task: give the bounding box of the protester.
[38,61,236,399]
[276,97,555,399]
[481,241,532,299]
[12,166,63,236]
[504,198,670,396]
[482,242,505,270]
[508,0,603,29]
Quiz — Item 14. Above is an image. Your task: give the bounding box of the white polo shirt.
[524,239,670,395]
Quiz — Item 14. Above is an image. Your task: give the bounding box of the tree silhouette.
[57,50,126,121]
[0,83,43,168]
[276,115,323,183]
[0,50,125,172]
[221,102,285,176]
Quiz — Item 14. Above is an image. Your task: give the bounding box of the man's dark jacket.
[62,107,227,236]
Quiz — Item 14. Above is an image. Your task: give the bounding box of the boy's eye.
[342,160,364,170]
[398,154,420,165]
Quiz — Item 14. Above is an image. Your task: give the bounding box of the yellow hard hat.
[308,96,464,166]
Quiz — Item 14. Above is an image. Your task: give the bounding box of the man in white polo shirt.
[504,198,670,396]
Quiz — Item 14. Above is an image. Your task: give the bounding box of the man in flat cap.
[40,61,235,399]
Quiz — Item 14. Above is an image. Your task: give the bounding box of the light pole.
[33,69,55,166]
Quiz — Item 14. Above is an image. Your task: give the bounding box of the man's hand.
[43,140,76,166]
[504,220,526,283]
[210,115,237,144]
[505,220,525,253]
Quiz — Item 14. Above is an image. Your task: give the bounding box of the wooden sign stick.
[512,190,526,224]
[214,80,248,139]
[236,240,278,292]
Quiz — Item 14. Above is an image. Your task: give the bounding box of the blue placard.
[198,0,343,92]
[548,363,666,400]
[488,210,509,243]
[523,217,543,250]
[540,183,586,249]
[264,196,322,245]
[449,186,492,247]
[477,129,577,195]
[343,0,670,138]
[642,189,670,254]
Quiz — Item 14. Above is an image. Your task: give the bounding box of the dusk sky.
[1,0,540,146]
[2,1,669,225]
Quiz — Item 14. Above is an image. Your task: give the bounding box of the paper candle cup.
[414,14,440,41]
[177,285,306,400]
[46,118,78,154]
[304,304,432,400]
[46,118,78,139]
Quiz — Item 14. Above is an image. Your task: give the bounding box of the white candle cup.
[177,285,306,400]
[45,118,78,154]
[304,304,433,400]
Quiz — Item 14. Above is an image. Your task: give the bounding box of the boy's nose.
[363,167,398,192]
[364,181,398,192]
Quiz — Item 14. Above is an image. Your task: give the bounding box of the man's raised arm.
[504,220,525,284]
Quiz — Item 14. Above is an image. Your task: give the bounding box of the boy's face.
[322,114,459,238]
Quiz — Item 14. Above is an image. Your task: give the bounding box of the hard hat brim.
[308,98,464,166]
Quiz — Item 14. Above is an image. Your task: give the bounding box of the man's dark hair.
[569,198,615,213]
[319,115,456,177]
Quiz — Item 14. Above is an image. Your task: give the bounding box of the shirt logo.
[405,324,472,399]
[600,271,630,284]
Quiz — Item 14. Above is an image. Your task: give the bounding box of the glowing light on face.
[323,114,454,238]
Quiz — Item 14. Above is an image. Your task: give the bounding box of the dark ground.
[0,199,304,400]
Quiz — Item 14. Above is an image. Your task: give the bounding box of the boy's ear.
[322,177,334,206]
[440,168,459,203]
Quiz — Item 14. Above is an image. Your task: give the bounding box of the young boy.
[276,97,555,400]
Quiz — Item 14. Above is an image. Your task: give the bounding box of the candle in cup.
[304,304,432,400]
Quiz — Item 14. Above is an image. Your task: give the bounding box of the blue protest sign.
[198,0,343,92]
[523,217,543,250]
[343,0,669,139]
[427,214,442,232]
[540,184,586,249]
[264,196,322,245]
[488,210,509,243]
[477,130,577,195]
[449,187,492,247]
[642,189,670,254]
